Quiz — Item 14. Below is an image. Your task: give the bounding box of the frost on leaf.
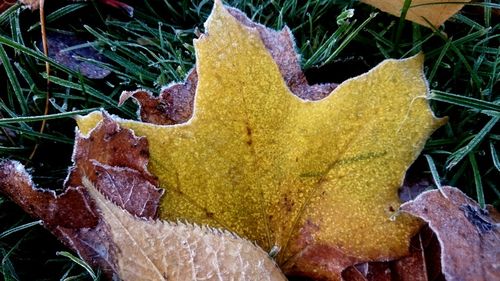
[401,186,500,281]
[77,1,445,279]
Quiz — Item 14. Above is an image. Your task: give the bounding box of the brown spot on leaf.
[246,124,253,146]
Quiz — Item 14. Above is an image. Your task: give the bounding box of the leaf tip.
[75,111,104,136]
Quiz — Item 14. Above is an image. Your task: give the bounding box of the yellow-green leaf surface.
[77,0,444,277]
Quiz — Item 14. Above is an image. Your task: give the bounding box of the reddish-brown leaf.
[0,115,163,279]
[0,160,97,229]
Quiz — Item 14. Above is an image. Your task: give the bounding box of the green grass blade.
[428,40,451,83]
[0,220,42,239]
[56,252,98,280]
[424,154,446,197]
[490,141,500,172]
[0,109,100,125]
[468,153,485,208]
[0,45,27,114]
[446,116,499,169]
[321,12,377,66]
[0,123,74,144]
[0,3,21,26]
[393,0,412,51]
[430,90,500,113]
[28,3,88,31]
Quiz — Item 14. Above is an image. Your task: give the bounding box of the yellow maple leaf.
[77,1,445,279]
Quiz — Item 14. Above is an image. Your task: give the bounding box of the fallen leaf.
[341,228,434,281]
[20,0,133,15]
[43,32,111,79]
[361,0,471,27]
[0,160,97,229]
[77,1,444,279]
[342,230,442,281]
[0,115,285,280]
[401,186,500,281]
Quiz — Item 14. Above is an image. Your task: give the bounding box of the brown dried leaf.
[67,113,157,188]
[391,234,428,281]
[418,226,444,281]
[119,70,198,125]
[361,0,471,28]
[342,229,435,281]
[0,160,120,278]
[401,186,500,281]
[0,160,97,229]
